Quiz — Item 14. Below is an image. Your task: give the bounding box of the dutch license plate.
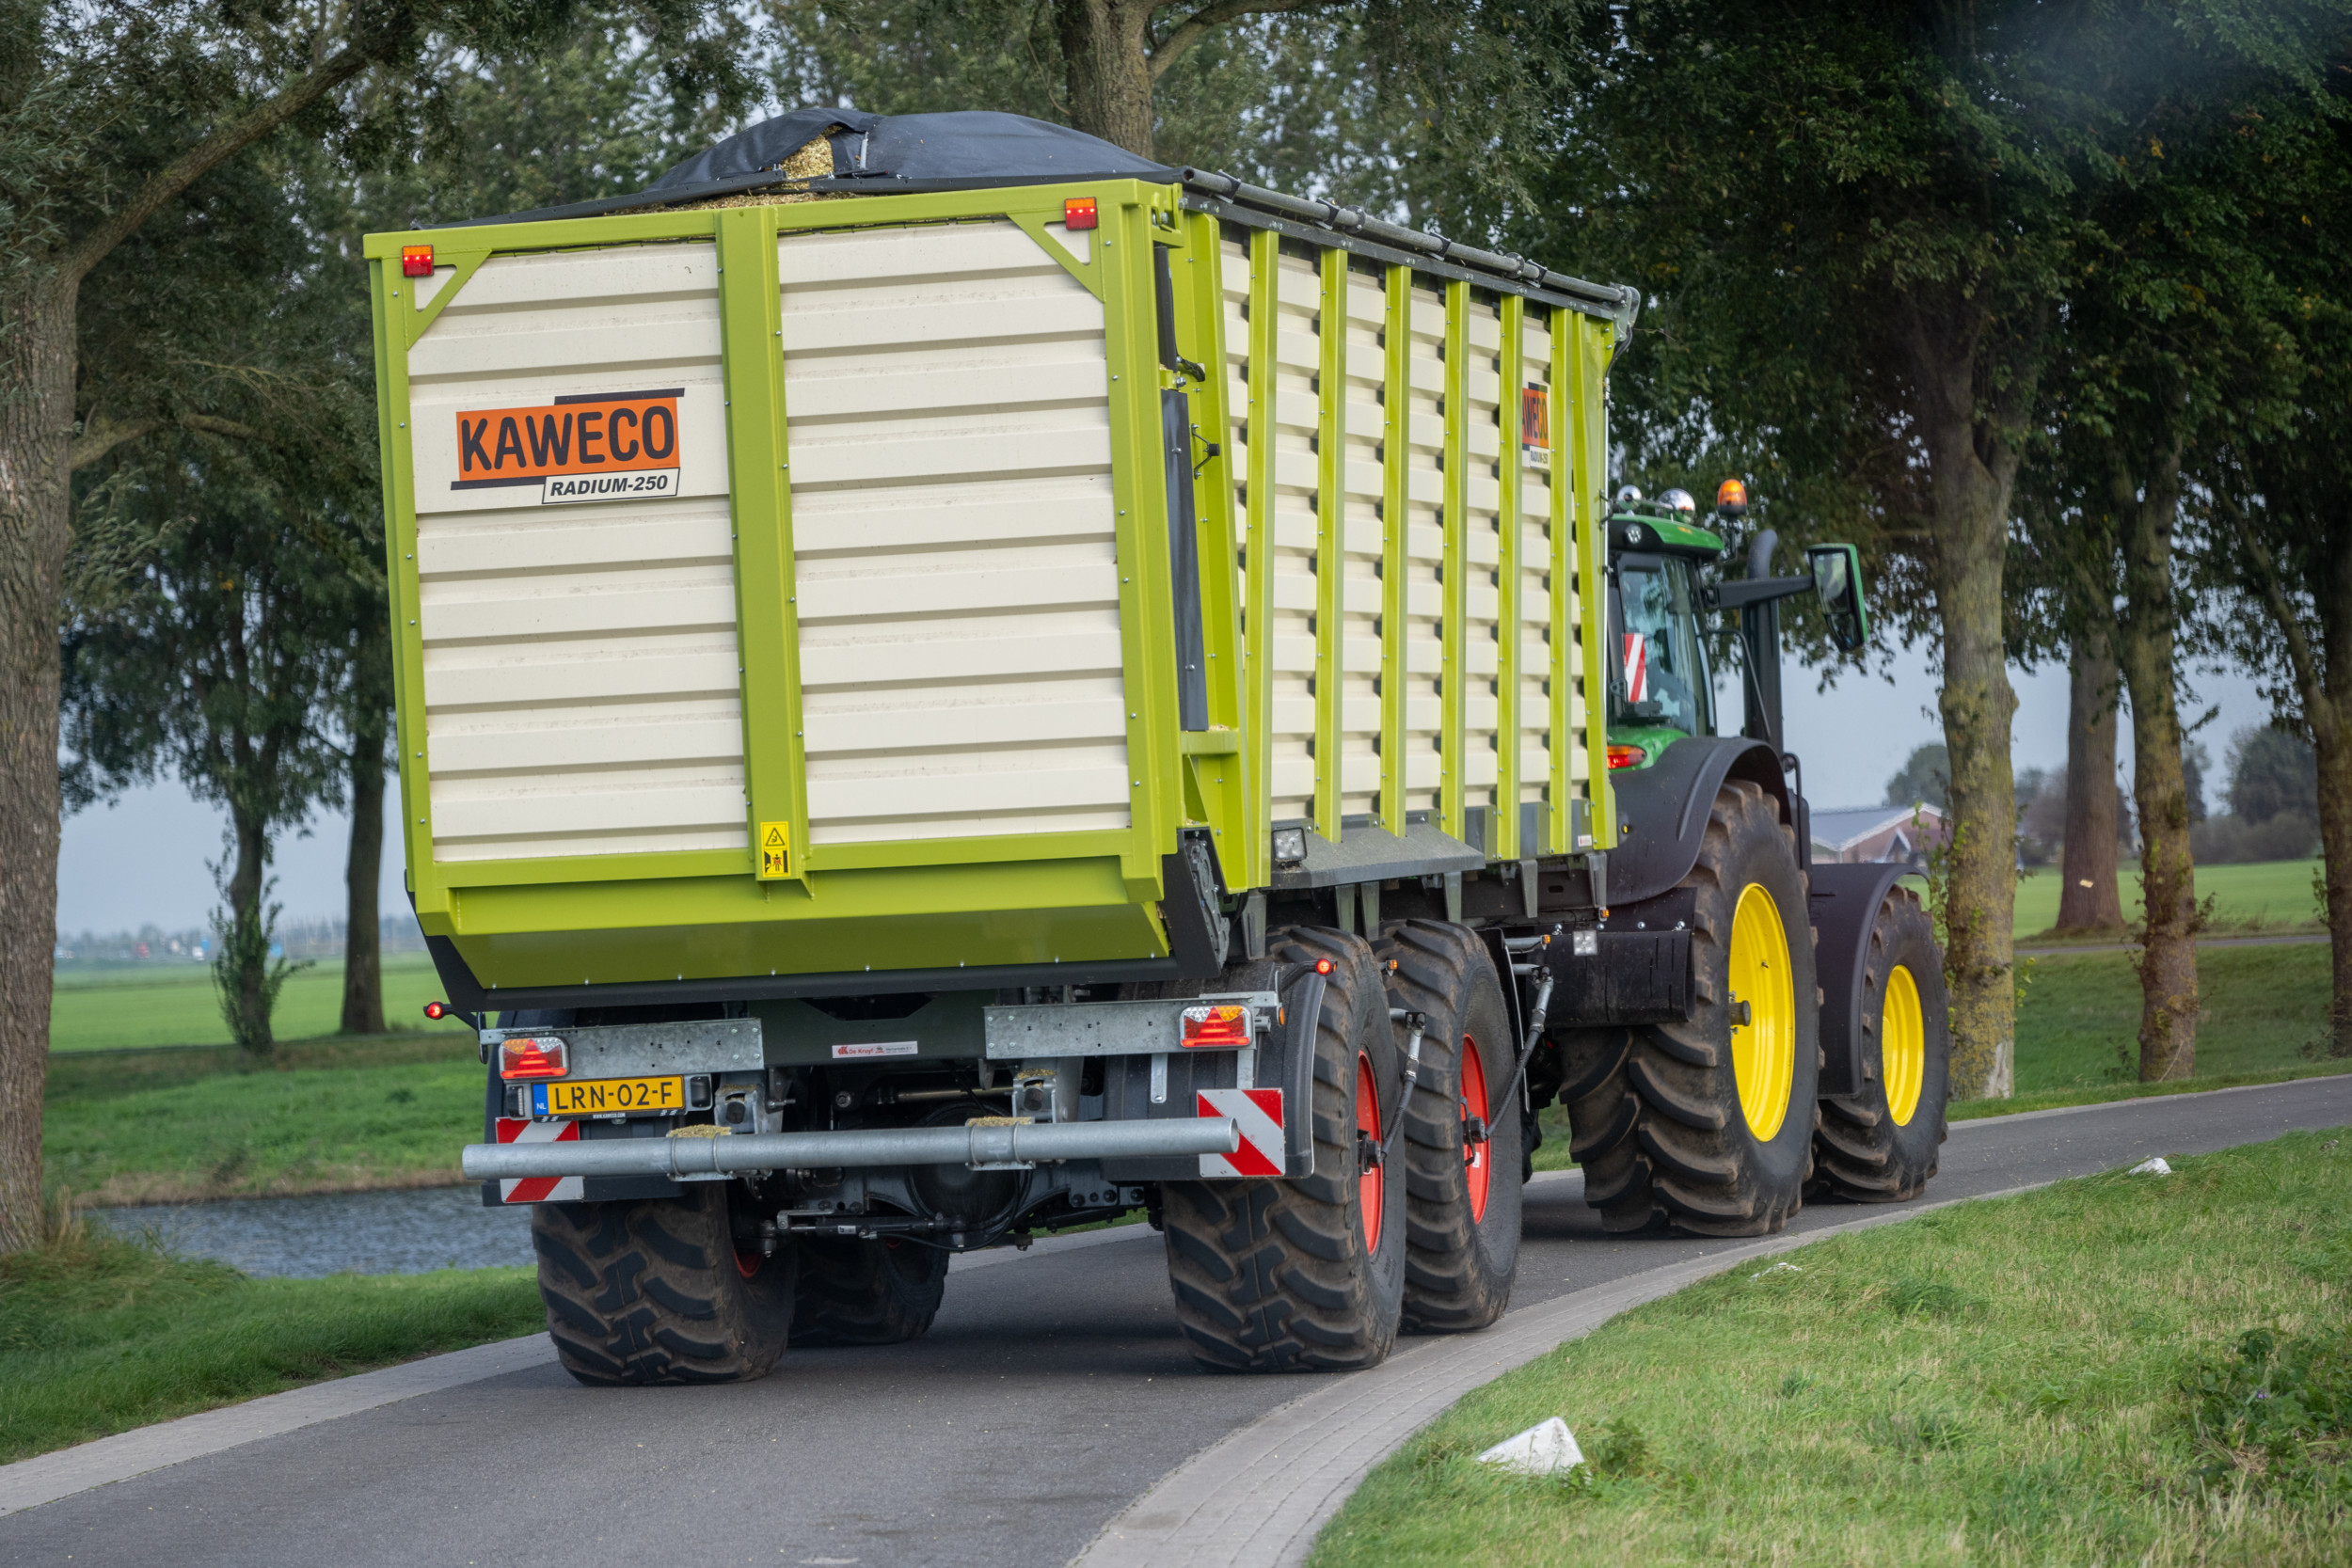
[537,1075,684,1117]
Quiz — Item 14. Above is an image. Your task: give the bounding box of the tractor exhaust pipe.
[462,1117,1243,1182]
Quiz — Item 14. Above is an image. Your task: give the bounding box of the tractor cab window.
[1610,555,1711,736]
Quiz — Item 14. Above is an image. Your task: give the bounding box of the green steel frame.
[364,180,1622,990]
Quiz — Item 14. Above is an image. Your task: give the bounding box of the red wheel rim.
[1460,1034,1491,1223]
[1356,1050,1383,1252]
[735,1245,764,1279]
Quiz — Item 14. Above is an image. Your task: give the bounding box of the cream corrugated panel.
[779,219,1129,846]
[1220,236,1252,647]
[1400,282,1446,814]
[406,243,748,864]
[1265,250,1320,824]
[1518,313,1560,830]
[1462,298,1504,804]
[1338,267,1385,821]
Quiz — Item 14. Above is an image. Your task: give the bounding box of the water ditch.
[93,1185,534,1277]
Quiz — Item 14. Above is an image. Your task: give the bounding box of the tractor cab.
[1602,481,1869,772]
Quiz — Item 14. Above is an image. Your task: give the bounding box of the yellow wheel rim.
[1728,882,1796,1142]
[1883,963,1926,1127]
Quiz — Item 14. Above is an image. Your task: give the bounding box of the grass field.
[0,1215,539,1465]
[50,952,469,1053]
[2014,857,2321,940]
[1313,1129,2352,1567]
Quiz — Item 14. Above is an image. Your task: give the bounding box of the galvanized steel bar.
[462,1116,1244,1180]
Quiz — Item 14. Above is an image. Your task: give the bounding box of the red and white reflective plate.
[1196,1088,1284,1178]
[493,1117,582,1204]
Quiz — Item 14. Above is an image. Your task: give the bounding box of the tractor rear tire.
[1561,779,1821,1236]
[1161,927,1406,1371]
[1812,888,1950,1201]
[790,1235,949,1346]
[1373,920,1522,1333]
[531,1184,796,1385]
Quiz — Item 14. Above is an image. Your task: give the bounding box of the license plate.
[535,1075,684,1117]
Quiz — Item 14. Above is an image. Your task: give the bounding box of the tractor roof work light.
[1715,478,1750,516]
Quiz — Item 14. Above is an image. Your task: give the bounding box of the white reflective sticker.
[831,1040,919,1059]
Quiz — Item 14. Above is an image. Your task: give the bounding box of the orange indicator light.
[1063,197,1098,230]
[401,245,435,278]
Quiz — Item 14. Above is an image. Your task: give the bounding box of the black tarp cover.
[458,108,1181,227]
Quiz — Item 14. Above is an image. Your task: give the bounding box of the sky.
[56,645,2277,936]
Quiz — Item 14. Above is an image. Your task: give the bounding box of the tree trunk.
[2312,512,2352,1058]
[1904,306,2025,1100]
[0,278,77,1250]
[340,623,389,1036]
[2055,632,2126,933]
[340,740,386,1035]
[2110,452,2196,1083]
[217,811,277,1057]
[1054,0,1157,157]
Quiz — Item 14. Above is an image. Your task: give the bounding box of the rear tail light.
[401,245,435,278]
[1181,1004,1252,1049]
[1063,197,1098,230]
[1607,744,1646,770]
[499,1037,567,1080]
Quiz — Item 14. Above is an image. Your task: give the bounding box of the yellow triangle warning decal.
[763,824,787,848]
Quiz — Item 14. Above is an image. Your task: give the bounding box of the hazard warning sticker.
[757,819,791,879]
[492,1117,582,1205]
[1197,1087,1285,1179]
[450,388,682,503]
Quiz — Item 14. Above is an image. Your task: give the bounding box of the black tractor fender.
[1806,860,1918,1099]
[1604,736,1794,909]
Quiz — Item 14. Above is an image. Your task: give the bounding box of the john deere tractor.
[1548,480,1952,1235]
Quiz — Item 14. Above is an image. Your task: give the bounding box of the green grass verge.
[1314,1128,2352,1567]
[46,1034,483,1206]
[50,952,469,1053]
[0,1222,539,1465]
[2015,857,2321,940]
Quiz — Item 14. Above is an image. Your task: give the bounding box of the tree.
[2056,640,2127,932]
[64,436,355,1053]
[2225,726,2320,826]
[1537,1,2341,1095]
[1884,744,1950,813]
[0,0,758,1252]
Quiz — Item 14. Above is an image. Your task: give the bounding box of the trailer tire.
[1160,927,1406,1371]
[1372,920,1521,1333]
[531,1184,796,1385]
[790,1236,949,1346]
[1812,888,1950,1201]
[1562,779,1820,1237]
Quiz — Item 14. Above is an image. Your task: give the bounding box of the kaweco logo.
[451,388,681,503]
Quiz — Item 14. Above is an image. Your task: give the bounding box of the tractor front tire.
[791,1235,949,1346]
[531,1184,796,1385]
[1161,927,1406,1371]
[1813,888,1950,1201]
[1563,779,1821,1236]
[1373,920,1522,1333]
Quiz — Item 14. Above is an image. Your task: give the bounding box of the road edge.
[1067,1183,2046,1568]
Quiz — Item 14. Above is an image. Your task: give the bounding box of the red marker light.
[422,1001,448,1021]
[1315,958,1334,975]
[1607,744,1646,770]
[1180,1005,1252,1049]
[1063,197,1098,230]
[401,245,435,278]
[499,1037,568,1081]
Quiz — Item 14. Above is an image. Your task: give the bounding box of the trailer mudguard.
[1602,736,1792,908]
[1806,860,1917,1100]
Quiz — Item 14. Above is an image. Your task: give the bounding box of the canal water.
[93,1185,535,1277]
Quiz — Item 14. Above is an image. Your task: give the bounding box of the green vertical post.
[1378,265,1410,832]
[1493,293,1525,863]
[1439,280,1471,843]
[1566,309,1616,853]
[1241,227,1280,890]
[1313,245,1347,839]
[369,256,440,919]
[716,207,810,887]
[1180,209,1246,871]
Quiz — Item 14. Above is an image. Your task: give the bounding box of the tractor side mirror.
[1808,544,1868,652]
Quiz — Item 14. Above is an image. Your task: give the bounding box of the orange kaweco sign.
[452,388,682,503]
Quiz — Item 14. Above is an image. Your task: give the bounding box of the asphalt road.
[9,1076,2349,1568]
